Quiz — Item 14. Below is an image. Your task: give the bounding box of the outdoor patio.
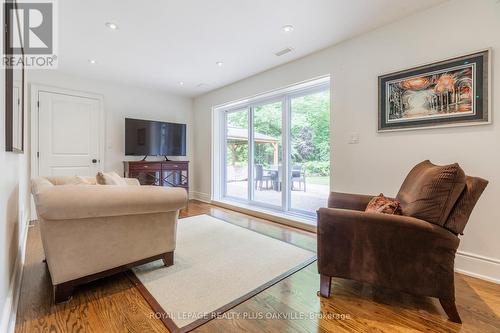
[225,118,330,214]
[226,178,329,213]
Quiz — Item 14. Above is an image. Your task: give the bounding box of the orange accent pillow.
[365,193,402,215]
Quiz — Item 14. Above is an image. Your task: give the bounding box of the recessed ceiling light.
[88,59,97,64]
[216,61,224,67]
[178,81,184,86]
[282,25,294,32]
[105,22,118,30]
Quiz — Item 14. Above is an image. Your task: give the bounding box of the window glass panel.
[290,90,330,214]
[225,109,248,200]
[252,101,282,207]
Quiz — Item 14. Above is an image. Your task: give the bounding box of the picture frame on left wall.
[378,49,490,132]
[4,0,25,153]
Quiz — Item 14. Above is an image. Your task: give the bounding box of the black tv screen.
[125,118,187,156]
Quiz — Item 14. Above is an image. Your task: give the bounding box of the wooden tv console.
[123,160,189,192]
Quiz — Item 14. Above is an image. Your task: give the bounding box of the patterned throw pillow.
[365,193,402,215]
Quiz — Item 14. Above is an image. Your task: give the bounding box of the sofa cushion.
[444,176,488,234]
[46,176,94,186]
[365,193,402,215]
[396,160,466,226]
[96,171,127,186]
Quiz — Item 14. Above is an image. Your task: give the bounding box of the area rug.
[129,214,316,333]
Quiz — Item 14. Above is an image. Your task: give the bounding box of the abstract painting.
[378,50,490,131]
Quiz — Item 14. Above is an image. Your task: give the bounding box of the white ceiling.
[58,0,446,97]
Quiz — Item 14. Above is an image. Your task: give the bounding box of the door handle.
[92,159,97,164]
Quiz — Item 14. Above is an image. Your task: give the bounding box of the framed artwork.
[378,49,490,132]
[4,0,25,152]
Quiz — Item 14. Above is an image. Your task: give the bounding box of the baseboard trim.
[0,218,30,333]
[455,251,500,284]
[189,191,211,203]
[211,199,317,233]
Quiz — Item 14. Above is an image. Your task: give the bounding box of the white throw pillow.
[96,171,128,186]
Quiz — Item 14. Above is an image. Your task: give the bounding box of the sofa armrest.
[34,185,187,220]
[328,192,376,211]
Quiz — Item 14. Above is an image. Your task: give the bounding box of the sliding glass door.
[221,81,330,219]
[252,100,283,208]
[225,109,249,200]
[289,90,330,214]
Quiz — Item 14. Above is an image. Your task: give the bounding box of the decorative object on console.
[378,49,490,131]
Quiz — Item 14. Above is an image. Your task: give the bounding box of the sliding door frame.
[250,97,284,211]
[221,107,250,203]
[219,79,330,218]
[286,84,331,216]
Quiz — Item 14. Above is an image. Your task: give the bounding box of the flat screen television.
[125,118,186,158]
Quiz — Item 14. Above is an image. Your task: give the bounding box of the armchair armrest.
[328,192,376,211]
[35,185,187,220]
[318,207,459,247]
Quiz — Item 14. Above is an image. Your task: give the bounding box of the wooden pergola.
[227,127,279,165]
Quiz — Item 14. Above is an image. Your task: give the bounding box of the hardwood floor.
[15,200,500,333]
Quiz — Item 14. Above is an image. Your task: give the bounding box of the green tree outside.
[226,90,330,177]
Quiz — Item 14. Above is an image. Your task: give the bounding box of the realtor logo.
[3,0,58,68]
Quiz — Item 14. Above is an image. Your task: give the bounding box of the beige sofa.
[31,176,188,303]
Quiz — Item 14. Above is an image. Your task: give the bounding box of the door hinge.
[37,101,40,108]
[37,152,40,158]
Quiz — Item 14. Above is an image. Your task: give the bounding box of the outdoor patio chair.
[271,165,282,191]
[255,164,272,190]
[291,165,306,191]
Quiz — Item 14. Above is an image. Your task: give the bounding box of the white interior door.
[38,91,102,177]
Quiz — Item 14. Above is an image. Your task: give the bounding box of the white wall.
[28,71,194,177]
[0,83,30,333]
[193,0,500,282]
[0,11,31,332]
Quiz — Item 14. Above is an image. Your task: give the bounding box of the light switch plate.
[348,132,359,144]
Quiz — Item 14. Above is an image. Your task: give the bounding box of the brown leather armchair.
[317,161,488,323]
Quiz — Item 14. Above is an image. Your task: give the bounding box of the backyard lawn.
[307,176,329,186]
